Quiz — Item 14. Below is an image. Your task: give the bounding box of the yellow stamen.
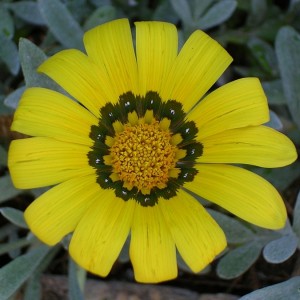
[109,120,179,192]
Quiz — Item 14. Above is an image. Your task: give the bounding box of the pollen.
[109,120,178,194]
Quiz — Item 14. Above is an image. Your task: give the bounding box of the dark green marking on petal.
[88,91,202,207]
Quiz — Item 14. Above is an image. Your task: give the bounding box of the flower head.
[8,19,297,283]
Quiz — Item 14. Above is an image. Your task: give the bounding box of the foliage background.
[1,0,300,299]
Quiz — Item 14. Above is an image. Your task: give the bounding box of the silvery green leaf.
[196,0,237,30]
[248,37,278,76]
[4,86,25,109]
[0,7,14,39]
[170,0,193,26]
[7,1,46,25]
[8,230,21,259]
[192,0,213,20]
[252,161,300,192]
[118,236,130,263]
[0,35,20,75]
[0,145,7,166]
[19,38,66,94]
[0,245,50,300]
[240,276,300,300]
[68,258,85,300]
[24,246,60,300]
[216,241,263,279]
[208,209,255,244]
[293,190,300,239]
[263,234,298,263]
[276,26,300,129]
[0,175,22,204]
[153,0,178,23]
[90,0,111,6]
[83,5,116,31]
[248,0,267,25]
[262,80,285,105]
[38,0,84,50]
[0,207,27,229]
[266,110,283,131]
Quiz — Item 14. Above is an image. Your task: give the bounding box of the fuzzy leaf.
[208,209,255,244]
[196,0,237,30]
[276,26,300,129]
[83,5,116,31]
[262,80,285,105]
[266,110,283,131]
[0,207,27,229]
[0,175,22,204]
[217,242,263,279]
[263,234,298,263]
[240,276,300,300]
[170,0,193,26]
[7,1,46,25]
[192,0,213,20]
[68,258,85,300]
[293,190,300,239]
[0,35,20,75]
[19,38,66,94]
[38,0,84,50]
[4,86,25,109]
[0,245,50,300]
[0,7,14,39]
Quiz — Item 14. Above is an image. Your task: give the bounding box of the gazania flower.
[8,19,297,283]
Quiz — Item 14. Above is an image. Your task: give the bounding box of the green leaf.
[170,0,193,26]
[196,0,237,30]
[239,276,300,300]
[208,209,255,244]
[83,5,116,31]
[4,86,25,109]
[0,175,22,204]
[0,145,7,166]
[38,0,84,50]
[19,38,66,94]
[252,161,300,192]
[7,1,46,25]
[248,37,278,76]
[262,80,286,105]
[0,6,14,39]
[263,234,298,263]
[292,190,300,240]
[24,246,60,300]
[68,258,85,300]
[247,0,267,26]
[0,207,27,229]
[217,241,263,279]
[0,35,20,75]
[0,245,50,300]
[266,110,283,131]
[276,26,300,129]
[192,0,213,20]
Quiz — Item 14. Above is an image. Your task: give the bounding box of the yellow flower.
[8,19,297,283]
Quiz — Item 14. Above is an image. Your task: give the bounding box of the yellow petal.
[11,87,96,146]
[198,125,297,167]
[84,19,138,98]
[8,137,94,189]
[135,21,178,96]
[24,175,99,245]
[130,204,177,283]
[160,190,226,273]
[188,78,269,139]
[70,193,135,277]
[185,164,287,229]
[160,30,232,112]
[38,49,109,116]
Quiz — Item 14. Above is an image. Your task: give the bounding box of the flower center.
[110,121,177,194]
[88,91,203,206]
